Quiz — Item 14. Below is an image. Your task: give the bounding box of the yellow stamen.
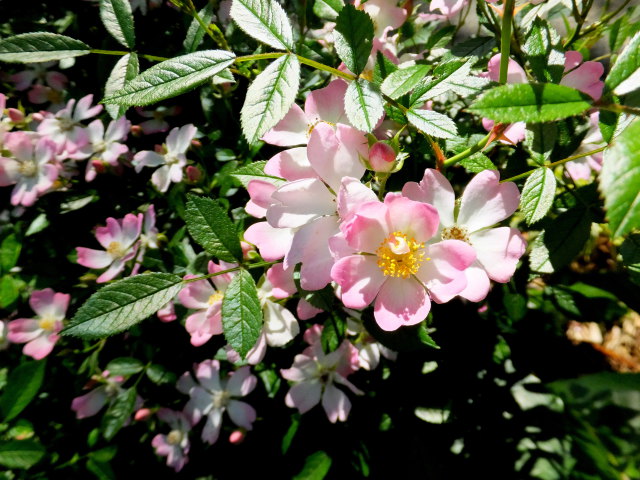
[38,317,57,331]
[107,241,126,258]
[441,225,471,244]
[376,231,428,278]
[208,292,223,305]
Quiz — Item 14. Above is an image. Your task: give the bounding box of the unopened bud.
[91,159,106,174]
[368,142,396,173]
[7,108,24,123]
[229,430,245,444]
[186,165,203,183]
[240,241,256,260]
[134,408,152,421]
[130,125,143,136]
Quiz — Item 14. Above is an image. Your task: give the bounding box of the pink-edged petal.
[12,70,36,90]
[487,54,527,84]
[132,150,165,172]
[121,213,143,248]
[337,177,378,221]
[265,264,297,299]
[176,372,197,395]
[266,178,335,229]
[374,277,430,331]
[332,255,386,309]
[385,195,439,242]
[322,384,351,423]
[342,200,390,253]
[262,103,309,146]
[244,221,294,261]
[96,256,129,283]
[73,94,102,121]
[166,124,197,154]
[246,180,276,218]
[263,300,299,346]
[561,62,604,100]
[457,169,520,232]
[227,400,256,430]
[502,121,527,144]
[184,311,217,347]
[457,264,491,302]
[105,116,130,142]
[264,147,317,181]
[402,168,455,226]
[336,123,370,162]
[76,247,113,269]
[201,408,223,444]
[226,366,257,396]
[195,359,222,392]
[470,227,526,283]
[23,333,57,359]
[0,157,20,186]
[30,288,69,320]
[305,80,349,125]
[151,165,172,192]
[297,298,323,320]
[285,380,322,413]
[7,319,41,343]
[564,51,583,72]
[71,387,108,419]
[184,386,213,425]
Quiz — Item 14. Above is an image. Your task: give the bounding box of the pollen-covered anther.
[107,241,126,259]
[208,292,223,305]
[441,225,471,244]
[376,231,427,278]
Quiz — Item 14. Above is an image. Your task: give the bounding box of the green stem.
[89,49,168,62]
[565,0,632,47]
[500,146,607,183]
[597,103,640,116]
[499,0,516,85]
[443,132,493,167]
[234,53,355,80]
[182,261,279,284]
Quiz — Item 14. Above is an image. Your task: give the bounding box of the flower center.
[167,429,183,445]
[441,225,471,244]
[376,231,426,278]
[58,117,74,132]
[18,160,38,177]
[107,241,126,258]
[211,390,231,409]
[38,316,57,331]
[208,292,223,305]
[165,154,179,165]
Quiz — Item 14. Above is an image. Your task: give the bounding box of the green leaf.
[230,161,285,188]
[62,273,183,339]
[100,0,135,49]
[567,282,618,301]
[381,64,432,100]
[221,270,263,358]
[185,194,243,262]
[468,83,593,123]
[320,314,346,354]
[105,357,144,376]
[600,119,640,238]
[503,292,527,321]
[0,32,90,63]
[530,206,592,273]
[0,233,21,273]
[410,59,475,105]
[313,0,344,20]
[0,440,45,470]
[293,451,332,480]
[344,79,384,133]
[373,50,398,84]
[524,123,557,165]
[104,53,139,119]
[281,414,300,454]
[184,3,214,53]
[459,152,496,173]
[86,459,116,480]
[405,108,457,139]
[102,388,136,440]
[102,50,235,107]
[620,233,640,284]
[146,364,176,385]
[25,213,49,237]
[522,17,564,83]
[520,168,557,224]
[0,361,46,422]
[333,4,374,75]
[598,109,619,144]
[240,53,300,144]
[0,275,22,308]
[605,31,640,96]
[450,36,495,58]
[230,0,294,50]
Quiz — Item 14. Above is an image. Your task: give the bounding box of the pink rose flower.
[152,409,191,472]
[71,370,126,419]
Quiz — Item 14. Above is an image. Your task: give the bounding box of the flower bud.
[229,430,245,444]
[185,166,203,183]
[368,142,396,173]
[130,125,143,137]
[134,408,152,421]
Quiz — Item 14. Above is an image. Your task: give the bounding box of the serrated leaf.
[525,123,557,165]
[104,53,139,119]
[530,206,592,273]
[406,108,457,139]
[313,0,344,19]
[0,361,46,422]
[450,36,495,58]
[459,152,496,173]
[185,194,243,262]
[468,83,592,123]
[0,275,22,308]
[100,0,136,49]
[333,4,374,75]
[606,31,640,96]
[0,32,90,63]
[320,314,346,354]
[344,79,384,133]
[184,3,214,53]
[598,109,619,144]
[105,357,144,376]
[221,269,263,358]
[241,53,300,144]
[230,0,294,50]
[293,451,332,480]
[102,388,137,440]
[411,59,473,105]
[62,273,183,339]
[0,440,45,470]
[230,161,285,188]
[600,120,640,238]
[373,50,398,84]
[102,50,235,106]
[0,233,21,273]
[381,64,432,100]
[522,18,564,83]
[520,168,557,224]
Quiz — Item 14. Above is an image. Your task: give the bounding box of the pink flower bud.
[130,125,143,136]
[91,159,106,174]
[185,166,203,183]
[134,408,152,421]
[191,139,202,148]
[229,430,245,444]
[7,108,24,123]
[368,142,396,172]
[240,241,256,260]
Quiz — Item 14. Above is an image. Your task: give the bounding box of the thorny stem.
[182,261,279,284]
[499,0,516,85]
[443,132,493,167]
[565,0,632,47]
[500,146,608,183]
